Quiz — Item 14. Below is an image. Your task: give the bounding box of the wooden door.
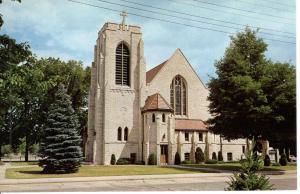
[160,145,168,164]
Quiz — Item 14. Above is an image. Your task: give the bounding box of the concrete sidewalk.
[0,172,233,185]
[169,165,297,175]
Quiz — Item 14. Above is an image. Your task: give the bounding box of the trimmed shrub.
[205,159,218,164]
[272,163,280,166]
[263,154,271,166]
[110,154,116,165]
[212,152,217,160]
[279,153,287,166]
[134,161,145,165]
[116,158,129,165]
[148,153,157,165]
[218,151,223,161]
[195,147,205,163]
[181,160,192,164]
[174,152,181,165]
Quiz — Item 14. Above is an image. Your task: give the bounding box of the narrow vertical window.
[170,75,187,115]
[185,132,189,141]
[227,153,233,161]
[124,127,128,141]
[152,114,155,123]
[162,114,166,123]
[117,127,122,141]
[116,42,130,86]
[198,133,203,141]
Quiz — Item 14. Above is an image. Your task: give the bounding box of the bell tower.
[85,13,146,164]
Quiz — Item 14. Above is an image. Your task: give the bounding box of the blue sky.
[0,0,296,84]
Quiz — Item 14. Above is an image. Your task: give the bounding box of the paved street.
[0,172,296,191]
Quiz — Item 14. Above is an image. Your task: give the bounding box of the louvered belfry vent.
[115,42,130,86]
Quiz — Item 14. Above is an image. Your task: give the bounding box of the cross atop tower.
[120,10,128,30]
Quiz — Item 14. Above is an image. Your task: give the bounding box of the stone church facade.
[85,21,254,165]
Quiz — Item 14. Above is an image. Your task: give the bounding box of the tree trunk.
[25,132,29,162]
[0,144,2,161]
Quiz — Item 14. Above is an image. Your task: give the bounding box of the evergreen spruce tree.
[39,84,83,173]
[226,141,273,190]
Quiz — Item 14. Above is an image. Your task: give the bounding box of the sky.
[0,0,296,84]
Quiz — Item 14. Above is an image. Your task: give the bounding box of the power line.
[190,0,294,21]
[229,0,294,12]
[165,0,294,26]
[116,0,295,36]
[67,0,295,45]
[91,0,295,39]
[258,0,295,8]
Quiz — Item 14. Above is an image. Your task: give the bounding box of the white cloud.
[0,0,296,83]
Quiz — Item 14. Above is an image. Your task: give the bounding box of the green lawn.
[6,165,205,179]
[181,163,297,171]
[9,161,38,166]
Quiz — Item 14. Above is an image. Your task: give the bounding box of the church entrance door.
[160,145,168,164]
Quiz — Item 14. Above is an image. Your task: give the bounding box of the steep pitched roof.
[175,119,207,131]
[142,93,173,113]
[146,49,207,88]
[146,60,168,83]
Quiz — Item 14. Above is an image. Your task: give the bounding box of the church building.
[85,16,254,165]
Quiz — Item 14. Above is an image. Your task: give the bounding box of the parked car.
[289,155,297,162]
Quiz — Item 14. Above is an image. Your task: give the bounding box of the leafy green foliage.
[39,84,83,174]
[226,148,273,190]
[279,153,287,166]
[195,147,205,163]
[207,28,296,153]
[116,158,129,165]
[181,160,192,164]
[264,155,270,166]
[30,144,39,155]
[218,151,223,161]
[174,152,181,165]
[148,153,157,165]
[110,154,116,165]
[212,152,217,160]
[17,137,26,156]
[0,34,33,156]
[1,144,12,156]
[205,159,218,164]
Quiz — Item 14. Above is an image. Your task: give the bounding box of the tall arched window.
[162,114,166,123]
[124,127,128,141]
[170,75,187,115]
[117,127,122,141]
[116,42,130,86]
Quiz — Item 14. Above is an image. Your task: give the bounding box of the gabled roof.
[142,93,173,113]
[146,60,168,84]
[175,119,207,131]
